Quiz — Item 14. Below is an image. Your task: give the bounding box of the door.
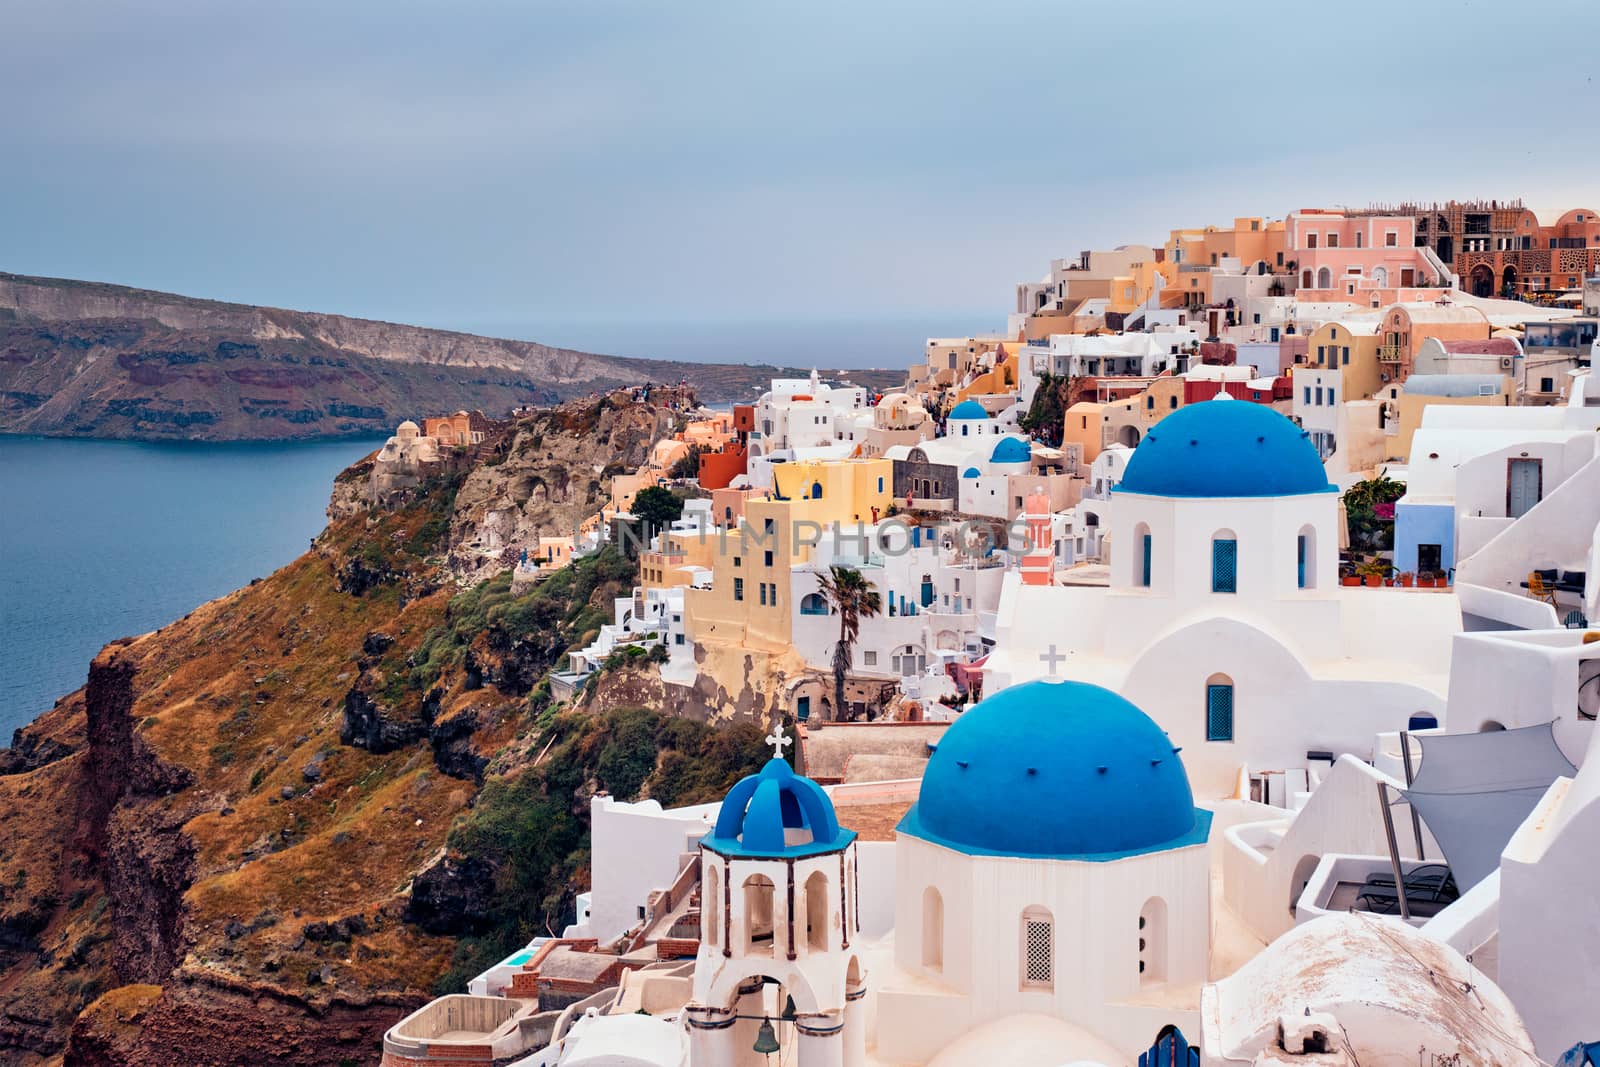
[1417,544,1442,574]
[1400,268,1415,287]
[1507,458,1543,518]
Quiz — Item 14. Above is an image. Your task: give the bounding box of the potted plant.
[1436,569,1452,588]
[1418,572,1436,588]
[1341,570,1361,587]
[1397,571,1415,588]
[1357,559,1389,587]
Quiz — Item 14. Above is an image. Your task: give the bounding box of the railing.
[1377,344,1404,363]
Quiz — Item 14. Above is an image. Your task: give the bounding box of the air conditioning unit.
[1500,356,1514,370]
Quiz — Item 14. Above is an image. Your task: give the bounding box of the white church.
[985,394,1463,803]
[682,680,1214,1066]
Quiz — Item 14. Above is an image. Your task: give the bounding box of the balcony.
[1377,344,1405,364]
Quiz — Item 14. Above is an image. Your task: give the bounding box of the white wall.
[589,797,716,944]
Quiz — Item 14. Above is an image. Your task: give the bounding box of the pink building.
[1286,210,1447,304]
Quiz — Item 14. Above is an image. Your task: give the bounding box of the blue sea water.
[0,436,383,740]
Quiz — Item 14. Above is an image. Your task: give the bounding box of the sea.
[0,436,384,739]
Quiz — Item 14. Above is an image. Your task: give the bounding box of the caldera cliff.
[0,388,770,1065]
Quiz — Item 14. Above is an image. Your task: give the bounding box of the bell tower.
[686,729,865,1066]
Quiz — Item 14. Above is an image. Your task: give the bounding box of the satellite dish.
[1579,657,1600,722]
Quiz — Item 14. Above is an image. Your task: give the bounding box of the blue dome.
[898,681,1209,860]
[703,758,855,858]
[1116,396,1334,498]
[948,400,988,420]
[962,467,981,478]
[990,436,1031,464]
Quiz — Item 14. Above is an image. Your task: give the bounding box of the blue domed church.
[871,679,1213,1063]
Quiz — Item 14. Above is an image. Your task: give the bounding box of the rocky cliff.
[0,391,769,1065]
[0,272,901,441]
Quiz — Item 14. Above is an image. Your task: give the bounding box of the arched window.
[1020,906,1053,990]
[1133,522,1152,588]
[1316,267,1333,290]
[1206,673,1234,742]
[921,887,943,971]
[1211,531,1238,593]
[811,481,824,499]
[704,864,720,948]
[743,874,776,957]
[1297,524,1317,589]
[804,871,830,952]
[1138,897,1167,985]
[800,592,829,616]
[1372,265,1388,289]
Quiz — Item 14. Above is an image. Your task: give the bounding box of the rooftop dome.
[990,436,1031,464]
[948,400,989,420]
[1116,395,1334,498]
[963,467,982,479]
[899,680,1208,860]
[702,758,855,858]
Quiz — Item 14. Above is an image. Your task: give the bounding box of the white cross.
[765,724,793,762]
[1039,644,1066,678]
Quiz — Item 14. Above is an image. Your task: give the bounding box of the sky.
[4,0,1598,367]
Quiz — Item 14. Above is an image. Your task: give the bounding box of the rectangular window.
[1141,533,1152,587]
[1303,386,1311,404]
[1385,231,1398,247]
[1342,347,1350,366]
[1023,920,1052,985]
[1206,684,1234,741]
[759,583,767,606]
[1212,539,1238,593]
[1297,534,1307,588]
[877,477,884,492]
[864,651,877,666]
[1327,233,1339,248]
[733,577,744,601]
[1316,345,1325,363]
[676,633,685,645]
[734,557,742,568]
[764,550,773,567]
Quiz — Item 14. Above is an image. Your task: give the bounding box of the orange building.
[422,410,496,445]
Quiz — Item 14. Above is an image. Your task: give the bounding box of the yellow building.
[1303,318,1386,400]
[685,458,892,653]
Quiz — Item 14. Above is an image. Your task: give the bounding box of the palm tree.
[815,565,882,722]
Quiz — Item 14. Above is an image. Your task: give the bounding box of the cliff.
[0,391,769,1065]
[0,272,902,441]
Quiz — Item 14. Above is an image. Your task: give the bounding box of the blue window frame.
[800,593,829,616]
[759,582,767,606]
[877,476,884,492]
[1212,539,1237,593]
[797,696,811,722]
[1297,534,1307,588]
[1206,684,1234,741]
[733,577,744,601]
[1141,533,1152,587]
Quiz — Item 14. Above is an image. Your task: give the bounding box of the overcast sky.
[4,0,1598,358]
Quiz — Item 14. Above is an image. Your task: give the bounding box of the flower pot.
[1384,578,1395,587]
[1399,576,1414,588]
[1364,574,1382,587]
[1419,577,1436,588]
[1342,576,1361,587]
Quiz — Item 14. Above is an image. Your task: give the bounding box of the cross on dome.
[765,724,793,761]
[1039,644,1066,678]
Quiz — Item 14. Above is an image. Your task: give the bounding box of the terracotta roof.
[1437,338,1520,356]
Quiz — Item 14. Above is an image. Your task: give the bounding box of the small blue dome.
[962,467,981,479]
[898,681,1209,860]
[990,436,1031,464]
[948,400,988,420]
[1116,396,1334,498]
[703,759,855,858]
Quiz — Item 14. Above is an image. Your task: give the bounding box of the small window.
[1385,231,1398,247]
[734,577,744,601]
[764,550,774,567]
[759,583,767,606]
[1212,537,1238,593]
[1342,347,1350,366]
[877,477,884,492]
[864,650,877,666]
[1021,907,1053,989]
[1140,532,1153,587]
[733,556,742,567]
[1207,681,1235,741]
